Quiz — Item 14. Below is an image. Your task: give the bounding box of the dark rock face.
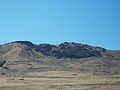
[37,44,57,56]
[36,42,107,58]
[57,42,101,58]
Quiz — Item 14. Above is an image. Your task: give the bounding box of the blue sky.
[0,0,120,50]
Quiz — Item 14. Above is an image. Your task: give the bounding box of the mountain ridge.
[3,41,110,58]
[0,41,120,76]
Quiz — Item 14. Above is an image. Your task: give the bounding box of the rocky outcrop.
[36,42,107,58]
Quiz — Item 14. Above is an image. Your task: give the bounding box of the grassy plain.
[0,71,120,90]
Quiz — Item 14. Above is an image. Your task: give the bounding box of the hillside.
[0,41,120,76]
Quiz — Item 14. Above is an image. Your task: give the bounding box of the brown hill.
[0,41,120,76]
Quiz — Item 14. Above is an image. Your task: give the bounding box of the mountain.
[4,41,111,58]
[0,41,120,76]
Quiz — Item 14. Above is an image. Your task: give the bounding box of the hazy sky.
[0,0,120,50]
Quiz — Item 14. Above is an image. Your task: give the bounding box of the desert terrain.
[0,41,120,90]
[0,71,120,90]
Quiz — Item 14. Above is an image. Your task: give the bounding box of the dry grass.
[0,71,120,90]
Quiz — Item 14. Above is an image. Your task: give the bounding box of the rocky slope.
[0,41,120,76]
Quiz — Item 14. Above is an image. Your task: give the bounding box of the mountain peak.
[11,41,33,44]
[10,41,34,48]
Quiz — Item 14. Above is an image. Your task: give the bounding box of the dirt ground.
[0,71,120,90]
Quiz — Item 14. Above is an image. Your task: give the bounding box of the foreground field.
[0,71,120,90]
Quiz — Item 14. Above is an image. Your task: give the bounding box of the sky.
[0,0,120,50]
